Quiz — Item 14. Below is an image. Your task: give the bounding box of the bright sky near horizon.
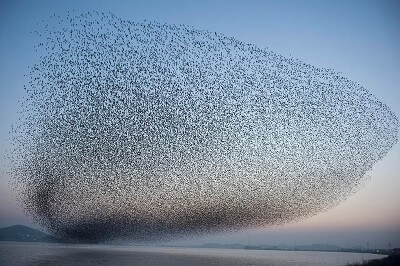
[0,0,399,248]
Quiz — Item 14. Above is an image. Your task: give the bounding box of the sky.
[0,0,399,249]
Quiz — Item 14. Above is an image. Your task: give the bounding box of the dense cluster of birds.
[11,11,398,243]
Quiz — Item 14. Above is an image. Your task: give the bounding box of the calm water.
[0,241,387,266]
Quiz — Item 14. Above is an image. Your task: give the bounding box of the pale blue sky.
[1,0,399,248]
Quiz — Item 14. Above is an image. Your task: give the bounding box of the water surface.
[0,241,386,265]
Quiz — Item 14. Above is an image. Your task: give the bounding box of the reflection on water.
[0,241,387,266]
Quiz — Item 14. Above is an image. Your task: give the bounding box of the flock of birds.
[11,11,398,242]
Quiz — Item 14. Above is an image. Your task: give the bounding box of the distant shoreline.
[0,225,396,256]
[0,239,390,257]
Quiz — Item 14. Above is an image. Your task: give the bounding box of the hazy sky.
[0,0,399,248]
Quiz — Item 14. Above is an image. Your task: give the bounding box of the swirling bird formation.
[11,11,398,243]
